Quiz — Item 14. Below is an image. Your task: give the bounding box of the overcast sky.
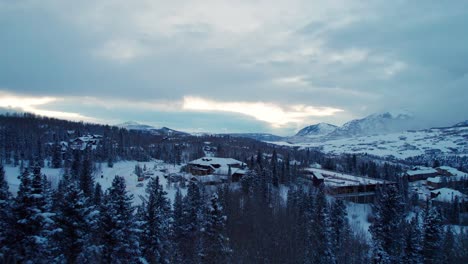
[1,0,467,135]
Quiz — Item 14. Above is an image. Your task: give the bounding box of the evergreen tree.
[422,206,443,264]
[11,166,57,262]
[403,214,423,264]
[369,185,405,263]
[80,148,94,197]
[99,176,140,263]
[172,188,185,263]
[55,181,94,263]
[139,177,172,264]
[0,165,13,260]
[200,193,232,264]
[330,199,350,263]
[442,225,456,263]
[71,150,81,180]
[271,149,279,187]
[93,182,103,206]
[177,181,203,264]
[51,140,62,168]
[308,187,336,264]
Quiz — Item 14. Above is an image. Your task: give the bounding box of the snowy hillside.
[272,125,468,159]
[295,123,337,137]
[3,160,186,205]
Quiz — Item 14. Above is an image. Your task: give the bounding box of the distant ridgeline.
[0,113,311,169]
[1,112,463,186]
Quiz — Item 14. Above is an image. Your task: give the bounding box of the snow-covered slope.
[271,125,468,159]
[3,160,186,205]
[295,123,337,137]
[329,111,415,138]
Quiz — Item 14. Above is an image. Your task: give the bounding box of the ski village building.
[302,167,395,203]
[430,188,468,212]
[404,166,467,183]
[187,157,247,185]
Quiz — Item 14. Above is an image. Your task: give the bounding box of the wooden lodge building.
[303,168,395,203]
[188,157,247,184]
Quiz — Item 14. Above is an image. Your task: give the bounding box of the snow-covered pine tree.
[369,185,405,263]
[271,149,279,187]
[200,193,232,264]
[54,180,94,263]
[403,214,423,264]
[330,199,350,263]
[0,165,13,260]
[422,206,444,263]
[99,176,141,263]
[308,187,336,264]
[172,188,185,263]
[442,225,457,263]
[80,147,94,197]
[11,166,57,263]
[177,181,204,264]
[93,182,103,206]
[139,176,172,264]
[51,140,62,168]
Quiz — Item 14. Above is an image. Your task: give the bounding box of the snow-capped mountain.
[453,120,468,127]
[329,111,415,138]
[295,123,337,137]
[271,120,468,160]
[117,121,156,131]
[117,121,188,136]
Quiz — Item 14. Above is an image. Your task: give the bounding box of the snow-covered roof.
[191,175,227,184]
[427,175,467,183]
[431,188,467,203]
[189,157,245,167]
[189,157,246,177]
[406,167,438,176]
[437,166,467,176]
[305,168,388,187]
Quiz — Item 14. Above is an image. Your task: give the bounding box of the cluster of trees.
[0,164,230,263]
[370,185,467,263]
[1,113,467,263]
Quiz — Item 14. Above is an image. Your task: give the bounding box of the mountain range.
[294,111,416,140]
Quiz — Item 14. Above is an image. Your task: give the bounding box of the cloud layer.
[0,0,467,134]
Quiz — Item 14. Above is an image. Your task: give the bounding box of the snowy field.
[3,160,187,205]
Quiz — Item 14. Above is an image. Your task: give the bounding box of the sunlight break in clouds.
[182,96,343,127]
[0,92,96,122]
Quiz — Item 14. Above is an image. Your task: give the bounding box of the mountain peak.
[295,123,337,137]
[453,120,468,127]
[116,121,155,130]
[369,110,413,120]
[333,110,416,137]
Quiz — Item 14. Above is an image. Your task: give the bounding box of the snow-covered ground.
[346,202,372,240]
[270,126,468,159]
[4,165,64,195]
[3,160,187,205]
[94,160,186,204]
